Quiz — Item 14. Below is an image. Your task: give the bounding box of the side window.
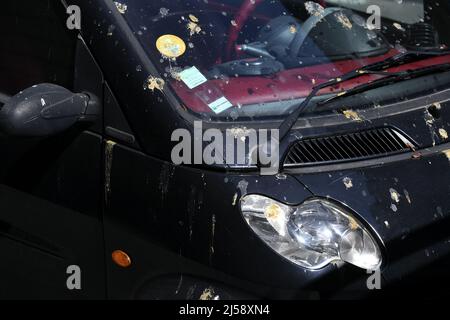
[0,1,77,97]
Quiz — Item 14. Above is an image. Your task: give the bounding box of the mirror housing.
[0,83,100,137]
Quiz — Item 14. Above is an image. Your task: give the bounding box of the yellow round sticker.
[156,34,186,58]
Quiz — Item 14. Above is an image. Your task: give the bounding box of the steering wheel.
[224,0,329,61]
[225,0,264,61]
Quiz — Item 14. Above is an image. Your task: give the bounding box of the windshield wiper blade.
[318,63,450,106]
[356,49,450,73]
[278,50,450,140]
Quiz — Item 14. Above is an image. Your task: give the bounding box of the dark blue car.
[0,0,449,299]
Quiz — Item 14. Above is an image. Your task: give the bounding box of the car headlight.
[241,195,382,270]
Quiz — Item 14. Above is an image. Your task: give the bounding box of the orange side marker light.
[112,250,132,268]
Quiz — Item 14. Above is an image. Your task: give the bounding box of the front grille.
[284,127,414,167]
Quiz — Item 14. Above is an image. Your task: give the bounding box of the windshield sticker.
[208,97,233,114]
[156,35,186,59]
[179,66,208,89]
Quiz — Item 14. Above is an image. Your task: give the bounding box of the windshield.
[117,0,450,122]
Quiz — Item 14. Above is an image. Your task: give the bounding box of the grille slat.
[323,138,344,159]
[378,129,398,152]
[304,141,324,162]
[380,129,404,151]
[360,131,381,154]
[367,131,389,153]
[310,140,332,161]
[286,153,298,164]
[348,134,370,156]
[355,132,376,154]
[316,139,337,160]
[288,148,302,163]
[342,135,364,157]
[284,127,414,167]
[330,136,351,158]
[296,143,316,162]
[385,129,408,149]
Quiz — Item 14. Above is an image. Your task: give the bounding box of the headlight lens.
[241,195,382,270]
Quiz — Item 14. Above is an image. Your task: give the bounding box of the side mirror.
[0,83,100,137]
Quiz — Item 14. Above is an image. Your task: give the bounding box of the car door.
[0,0,105,299]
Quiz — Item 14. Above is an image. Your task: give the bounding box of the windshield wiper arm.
[318,63,450,106]
[278,50,450,140]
